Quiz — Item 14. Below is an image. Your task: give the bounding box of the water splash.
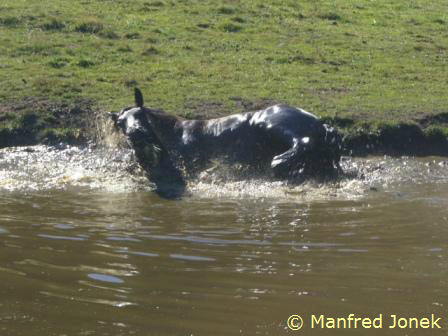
[1,143,447,200]
[0,144,151,193]
[187,156,448,201]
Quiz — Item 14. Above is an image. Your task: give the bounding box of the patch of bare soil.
[0,97,98,148]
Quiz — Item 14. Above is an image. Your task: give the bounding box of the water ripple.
[145,234,271,246]
[40,291,135,308]
[38,234,87,241]
[87,273,125,284]
[170,254,216,262]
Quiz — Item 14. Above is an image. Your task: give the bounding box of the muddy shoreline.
[1,98,447,157]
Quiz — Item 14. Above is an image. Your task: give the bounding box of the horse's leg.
[270,137,307,178]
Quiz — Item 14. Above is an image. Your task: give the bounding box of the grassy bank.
[0,0,447,152]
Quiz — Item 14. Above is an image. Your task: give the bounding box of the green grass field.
[1,0,447,148]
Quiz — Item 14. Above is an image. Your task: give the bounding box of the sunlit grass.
[0,0,447,123]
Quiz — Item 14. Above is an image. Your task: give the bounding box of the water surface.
[0,145,447,335]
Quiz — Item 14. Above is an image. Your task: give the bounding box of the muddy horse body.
[110,89,342,196]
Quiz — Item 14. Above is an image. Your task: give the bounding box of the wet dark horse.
[109,88,342,197]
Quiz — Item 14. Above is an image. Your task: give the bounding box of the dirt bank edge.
[1,98,447,157]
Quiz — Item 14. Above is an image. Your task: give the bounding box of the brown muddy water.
[0,145,447,335]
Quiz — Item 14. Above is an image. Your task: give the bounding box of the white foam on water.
[0,145,152,193]
[187,156,448,201]
[1,143,447,200]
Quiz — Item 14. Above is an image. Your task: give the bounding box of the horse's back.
[204,112,254,137]
[249,104,322,137]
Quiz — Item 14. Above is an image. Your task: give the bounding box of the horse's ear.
[134,88,144,108]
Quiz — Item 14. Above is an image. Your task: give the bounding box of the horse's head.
[109,88,186,198]
[108,88,162,169]
[109,88,147,135]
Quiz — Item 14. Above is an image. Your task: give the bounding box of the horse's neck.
[145,112,178,144]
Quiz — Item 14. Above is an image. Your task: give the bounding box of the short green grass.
[0,0,447,140]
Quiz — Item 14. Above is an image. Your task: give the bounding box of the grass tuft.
[77,59,95,68]
[124,79,138,87]
[144,1,165,7]
[142,46,160,55]
[98,29,119,39]
[220,22,243,32]
[218,6,236,15]
[197,23,210,29]
[0,16,21,27]
[41,18,66,31]
[48,57,70,68]
[231,16,246,23]
[125,32,140,39]
[319,13,343,21]
[424,126,448,141]
[117,45,133,53]
[75,20,103,34]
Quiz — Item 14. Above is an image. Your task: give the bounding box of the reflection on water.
[0,145,447,335]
